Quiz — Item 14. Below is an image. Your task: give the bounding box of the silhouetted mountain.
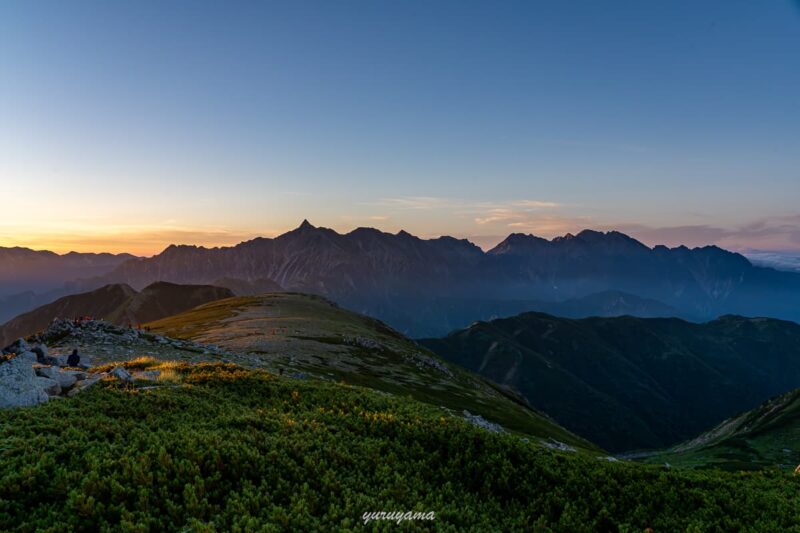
[420,313,800,452]
[379,291,682,337]
[0,282,233,345]
[0,248,135,323]
[50,222,800,336]
[0,247,134,296]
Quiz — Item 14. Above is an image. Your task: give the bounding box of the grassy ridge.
[145,294,593,449]
[1,363,800,532]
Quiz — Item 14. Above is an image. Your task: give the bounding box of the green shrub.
[0,364,798,532]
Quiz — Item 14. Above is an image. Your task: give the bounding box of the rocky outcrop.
[0,351,49,408]
[0,335,102,408]
[36,366,79,389]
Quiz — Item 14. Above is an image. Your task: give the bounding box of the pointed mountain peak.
[298,219,315,230]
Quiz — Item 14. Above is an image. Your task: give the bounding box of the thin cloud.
[374,197,461,210]
[512,200,562,209]
[375,196,561,213]
[612,215,800,251]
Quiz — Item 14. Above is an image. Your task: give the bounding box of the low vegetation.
[1,362,799,532]
[145,294,592,448]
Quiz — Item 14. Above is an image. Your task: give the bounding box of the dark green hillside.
[643,388,800,470]
[1,362,800,532]
[421,313,800,452]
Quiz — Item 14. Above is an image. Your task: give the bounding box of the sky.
[1,1,799,256]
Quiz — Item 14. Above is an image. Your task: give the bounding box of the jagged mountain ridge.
[82,221,800,336]
[420,312,800,452]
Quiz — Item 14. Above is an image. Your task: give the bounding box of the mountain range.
[4,221,800,338]
[68,221,800,337]
[420,312,800,452]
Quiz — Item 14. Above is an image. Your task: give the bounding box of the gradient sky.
[1,1,799,255]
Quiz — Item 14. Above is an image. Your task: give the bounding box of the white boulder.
[0,352,49,408]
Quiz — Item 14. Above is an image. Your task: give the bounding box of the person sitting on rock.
[67,349,80,367]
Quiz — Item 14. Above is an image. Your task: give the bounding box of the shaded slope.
[0,282,233,345]
[210,276,284,295]
[0,284,137,345]
[643,388,800,470]
[118,282,234,324]
[145,293,593,448]
[420,313,800,452]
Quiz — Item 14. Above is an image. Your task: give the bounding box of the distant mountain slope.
[0,282,233,345]
[210,277,284,295]
[145,292,594,449]
[82,222,800,336]
[383,291,682,337]
[643,388,800,470]
[0,248,135,323]
[549,290,681,318]
[0,247,134,294]
[420,313,800,452]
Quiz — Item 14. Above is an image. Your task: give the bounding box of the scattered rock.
[343,336,384,350]
[67,374,105,397]
[61,369,88,381]
[36,376,61,396]
[42,354,69,367]
[2,338,31,356]
[462,410,504,433]
[30,344,48,363]
[36,366,78,389]
[405,352,454,378]
[542,439,577,453]
[110,366,134,382]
